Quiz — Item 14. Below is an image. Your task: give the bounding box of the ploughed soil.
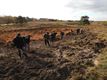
[0,29,106,80]
[0,23,81,42]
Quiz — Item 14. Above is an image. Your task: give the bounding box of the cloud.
[65,0,107,20]
[67,0,107,13]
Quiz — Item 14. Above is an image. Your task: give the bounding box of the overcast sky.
[0,0,107,21]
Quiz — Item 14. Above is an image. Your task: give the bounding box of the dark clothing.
[13,36,25,49]
[77,29,80,34]
[13,36,28,58]
[60,32,64,39]
[44,33,50,46]
[44,34,50,40]
[50,33,54,42]
[26,36,30,51]
[23,36,30,44]
[18,48,28,58]
[50,32,57,42]
[22,36,30,52]
[44,39,50,46]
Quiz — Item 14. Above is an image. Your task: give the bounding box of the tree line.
[0,15,90,25]
[0,16,34,24]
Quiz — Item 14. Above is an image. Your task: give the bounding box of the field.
[0,21,107,80]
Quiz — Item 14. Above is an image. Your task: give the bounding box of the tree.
[25,17,33,22]
[80,16,90,25]
[15,16,27,24]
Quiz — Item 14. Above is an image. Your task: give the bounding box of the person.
[60,31,64,40]
[23,35,31,52]
[50,31,57,42]
[44,32,50,47]
[76,28,80,35]
[27,35,31,52]
[50,32,54,42]
[54,32,57,40]
[13,33,28,58]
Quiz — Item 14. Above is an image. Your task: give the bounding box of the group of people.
[66,28,85,36]
[12,33,31,58]
[43,28,84,47]
[12,28,83,58]
[43,31,65,47]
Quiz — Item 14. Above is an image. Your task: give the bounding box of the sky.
[0,0,107,21]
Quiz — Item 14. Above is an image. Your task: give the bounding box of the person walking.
[76,28,80,35]
[13,33,28,58]
[23,35,31,52]
[43,32,50,47]
[60,31,64,40]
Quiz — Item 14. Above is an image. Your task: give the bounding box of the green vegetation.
[96,48,107,77]
[84,48,107,80]
[80,16,90,25]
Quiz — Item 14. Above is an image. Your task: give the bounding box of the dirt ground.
[0,22,107,80]
[0,27,82,43]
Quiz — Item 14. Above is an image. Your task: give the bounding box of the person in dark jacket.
[44,32,50,47]
[77,28,80,35]
[26,35,31,52]
[50,31,57,42]
[23,35,31,52]
[60,31,64,40]
[13,33,28,58]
